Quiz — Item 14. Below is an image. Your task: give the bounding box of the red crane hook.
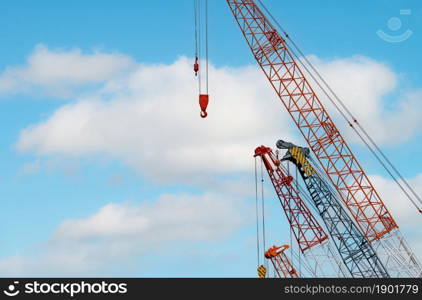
[199,94,209,118]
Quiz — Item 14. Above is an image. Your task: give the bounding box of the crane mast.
[226,0,421,276]
[255,146,347,277]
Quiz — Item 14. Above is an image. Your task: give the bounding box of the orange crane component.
[265,245,299,278]
[226,0,421,277]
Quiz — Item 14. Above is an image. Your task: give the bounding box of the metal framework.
[279,143,389,277]
[255,146,347,277]
[265,245,299,278]
[227,0,421,276]
[255,146,327,252]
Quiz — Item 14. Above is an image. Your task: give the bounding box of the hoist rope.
[294,161,302,275]
[260,159,268,269]
[194,0,198,58]
[194,0,202,93]
[358,125,422,207]
[257,0,422,212]
[289,221,293,271]
[290,251,314,277]
[194,0,210,96]
[205,0,209,94]
[254,157,261,266]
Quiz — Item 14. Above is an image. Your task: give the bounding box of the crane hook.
[199,94,209,118]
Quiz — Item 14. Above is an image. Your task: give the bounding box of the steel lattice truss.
[227,0,421,277]
[255,146,327,252]
[255,146,347,277]
[283,145,389,277]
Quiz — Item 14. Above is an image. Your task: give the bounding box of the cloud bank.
[0,193,249,276]
[5,46,421,184]
[0,45,420,275]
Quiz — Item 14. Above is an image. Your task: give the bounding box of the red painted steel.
[199,94,209,118]
[255,146,328,252]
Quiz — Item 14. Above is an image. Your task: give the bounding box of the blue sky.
[0,0,421,277]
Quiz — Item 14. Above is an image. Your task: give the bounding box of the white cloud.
[0,192,249,276]
[308,55,422,145]
[2,174,419,276]
[368,172,422,265]
[0,44,135,97]
[54,193,246,241]
[370,173,422,229]
[15,55,295,183]
[3,47,422,274]
[19,159,41,175]
[11,48,422,186]
[107,174,124,187]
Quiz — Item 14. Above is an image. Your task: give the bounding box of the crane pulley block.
[193,57,199,76]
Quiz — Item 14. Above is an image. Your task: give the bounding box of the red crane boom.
[255,145,327,252]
